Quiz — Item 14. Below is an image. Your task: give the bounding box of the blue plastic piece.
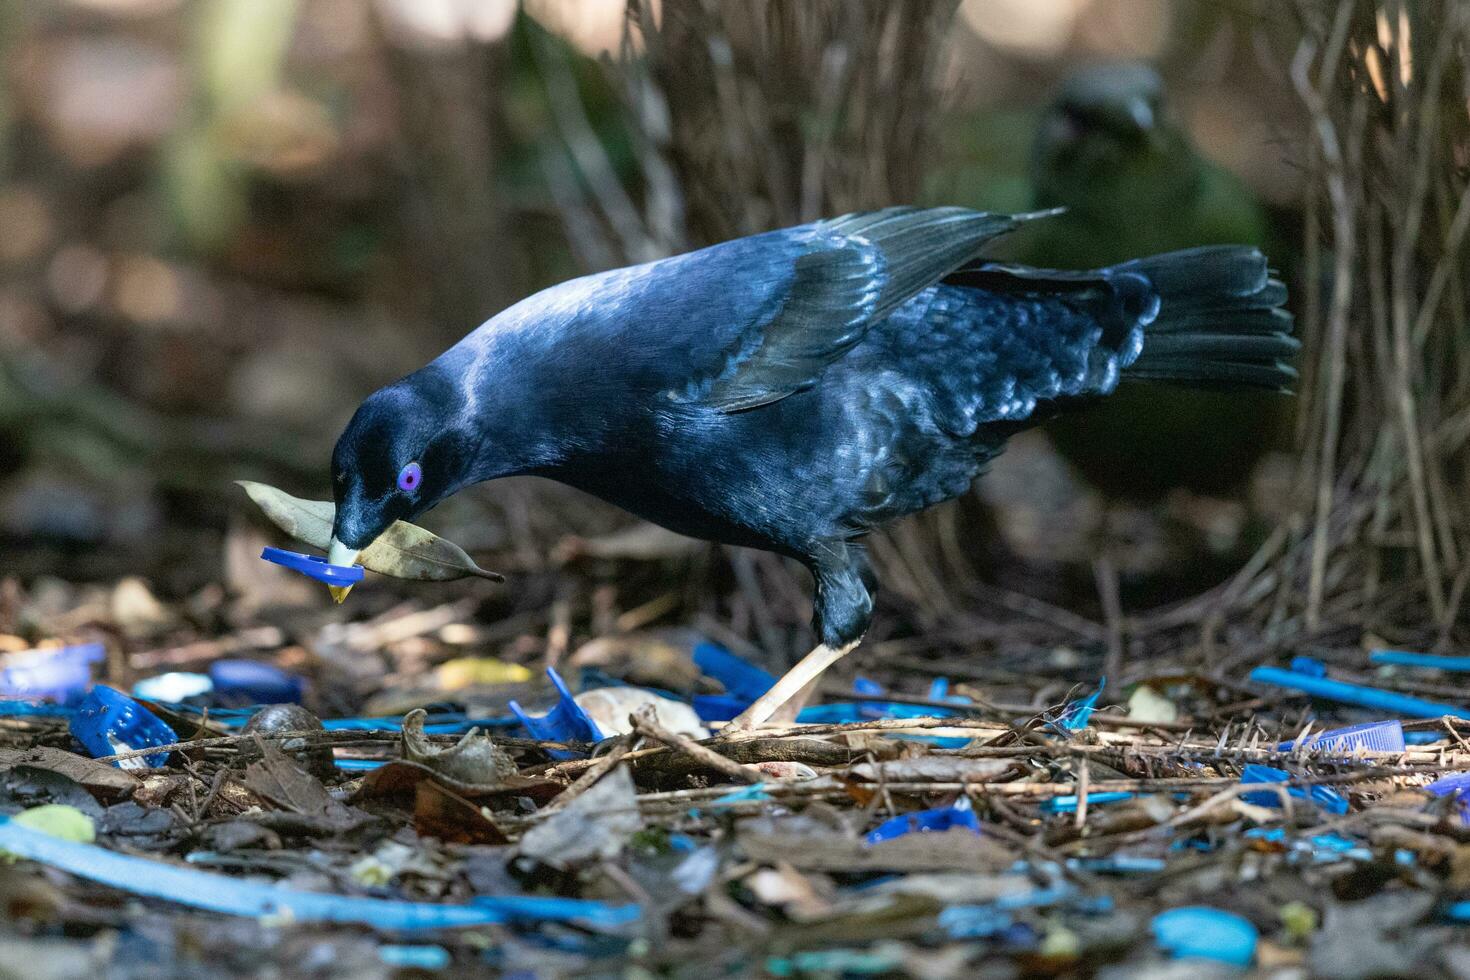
[1406,731,1448,745]
[1283,720,1405,754]
[1425,772,1470,825]
[1370,649,1470,672]
[1068,855,1166,874]
[0,643,104,702]
[1290,656,1328,677]
[1152,906,1257,966]
[1055,679,1104,732]
[133,672,213,702]
[1040,791,1136,814]
[259,547,364,586]
[865,797,981,844]
[708,783,771,806]
[1240,764,1349,814]
[693,642,776,701]
[938,905,1013,939]
[1248,666,1470,720]
[68,686,176,768]
[0,816,638,930]
[379,945,451,969]
[508,668,603,758]
[691,643,778,721]
[208,659,304,705]
[334,758,387,771]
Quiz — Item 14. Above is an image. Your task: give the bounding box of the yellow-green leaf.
[235,480,504,583]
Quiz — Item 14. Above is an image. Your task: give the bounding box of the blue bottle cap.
[1283,720,1405,754]
[260,547,364,586]
[208,659,304,706]
[1152,906,1257,966]
[69,685,176,768]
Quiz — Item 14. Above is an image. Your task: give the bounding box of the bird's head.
[1033,62,1194,210]
[327,371,474,567]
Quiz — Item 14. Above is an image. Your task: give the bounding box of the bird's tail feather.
[1112,246,1298,391]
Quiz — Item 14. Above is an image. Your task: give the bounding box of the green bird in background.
[1019,61,1285,499]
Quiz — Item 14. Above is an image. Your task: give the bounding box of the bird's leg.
[726,638,861,730]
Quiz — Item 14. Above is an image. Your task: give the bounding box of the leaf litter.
[0,571,1468,978]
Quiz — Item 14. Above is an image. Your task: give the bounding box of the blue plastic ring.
[260,547,365,585]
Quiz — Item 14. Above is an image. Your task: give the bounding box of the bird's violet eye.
[397,461,422,492]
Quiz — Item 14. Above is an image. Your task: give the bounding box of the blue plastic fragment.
[865,796,981,844]
[133,672,213,702]
[1240,764,1349,815]
[1055,679,1105,732]
[69,686,176,768]
[938,904,1013,938]
[1067,855,1166,874]
[1370,649,1470,672]
[1249,666,1470,720]
[0,698,75,718]
[208,659,304,705]
[766,950,901,977]
[508,668,603,758]
[1152,906,1257,966]
[334,758,387,772]
[1284,720,1406,754]
[708,783,771,807]
[1040,791,1135,814]
[0,816,639,930]
[1290,656,1328,677]
[0,643,104,702]
[1425,772,1470,825]
[1406,731,1448,745]
[853,676,884,697]
[260,547,364,586]
[378,945,451,969]
[693,642,775,701]
[322,713,510,735]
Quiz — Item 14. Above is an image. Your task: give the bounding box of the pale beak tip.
[327,584,354,604]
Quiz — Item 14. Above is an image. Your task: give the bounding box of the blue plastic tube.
[0,817,638,930]
[1369,650,1470,672]
[1248,667,1470,720]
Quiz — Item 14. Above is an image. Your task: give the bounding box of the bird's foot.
[725,640,860,732]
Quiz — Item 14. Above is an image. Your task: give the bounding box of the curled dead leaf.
[235,480,504,583]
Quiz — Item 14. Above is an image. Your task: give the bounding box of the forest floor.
[1,530,1468,980]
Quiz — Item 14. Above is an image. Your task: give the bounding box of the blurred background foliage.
[0,1,1462,653]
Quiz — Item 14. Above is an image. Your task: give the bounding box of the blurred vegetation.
[0,0,1460,647]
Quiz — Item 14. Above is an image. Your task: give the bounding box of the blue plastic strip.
[1248,666,1470,720]
[1040,791,1135,814]
[1370,650,1470,672]
[260,547,364,586]
[0,817,638,930]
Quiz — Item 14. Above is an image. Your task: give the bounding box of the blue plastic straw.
[1248,667,1470,720]
[0,816,638,930]
[1370,650,1470,672]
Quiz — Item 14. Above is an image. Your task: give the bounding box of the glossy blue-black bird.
[326,207,1295,727]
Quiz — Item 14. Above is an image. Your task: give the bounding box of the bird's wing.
[685,207,1036,412]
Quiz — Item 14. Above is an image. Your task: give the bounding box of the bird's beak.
[327,536,361,604]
